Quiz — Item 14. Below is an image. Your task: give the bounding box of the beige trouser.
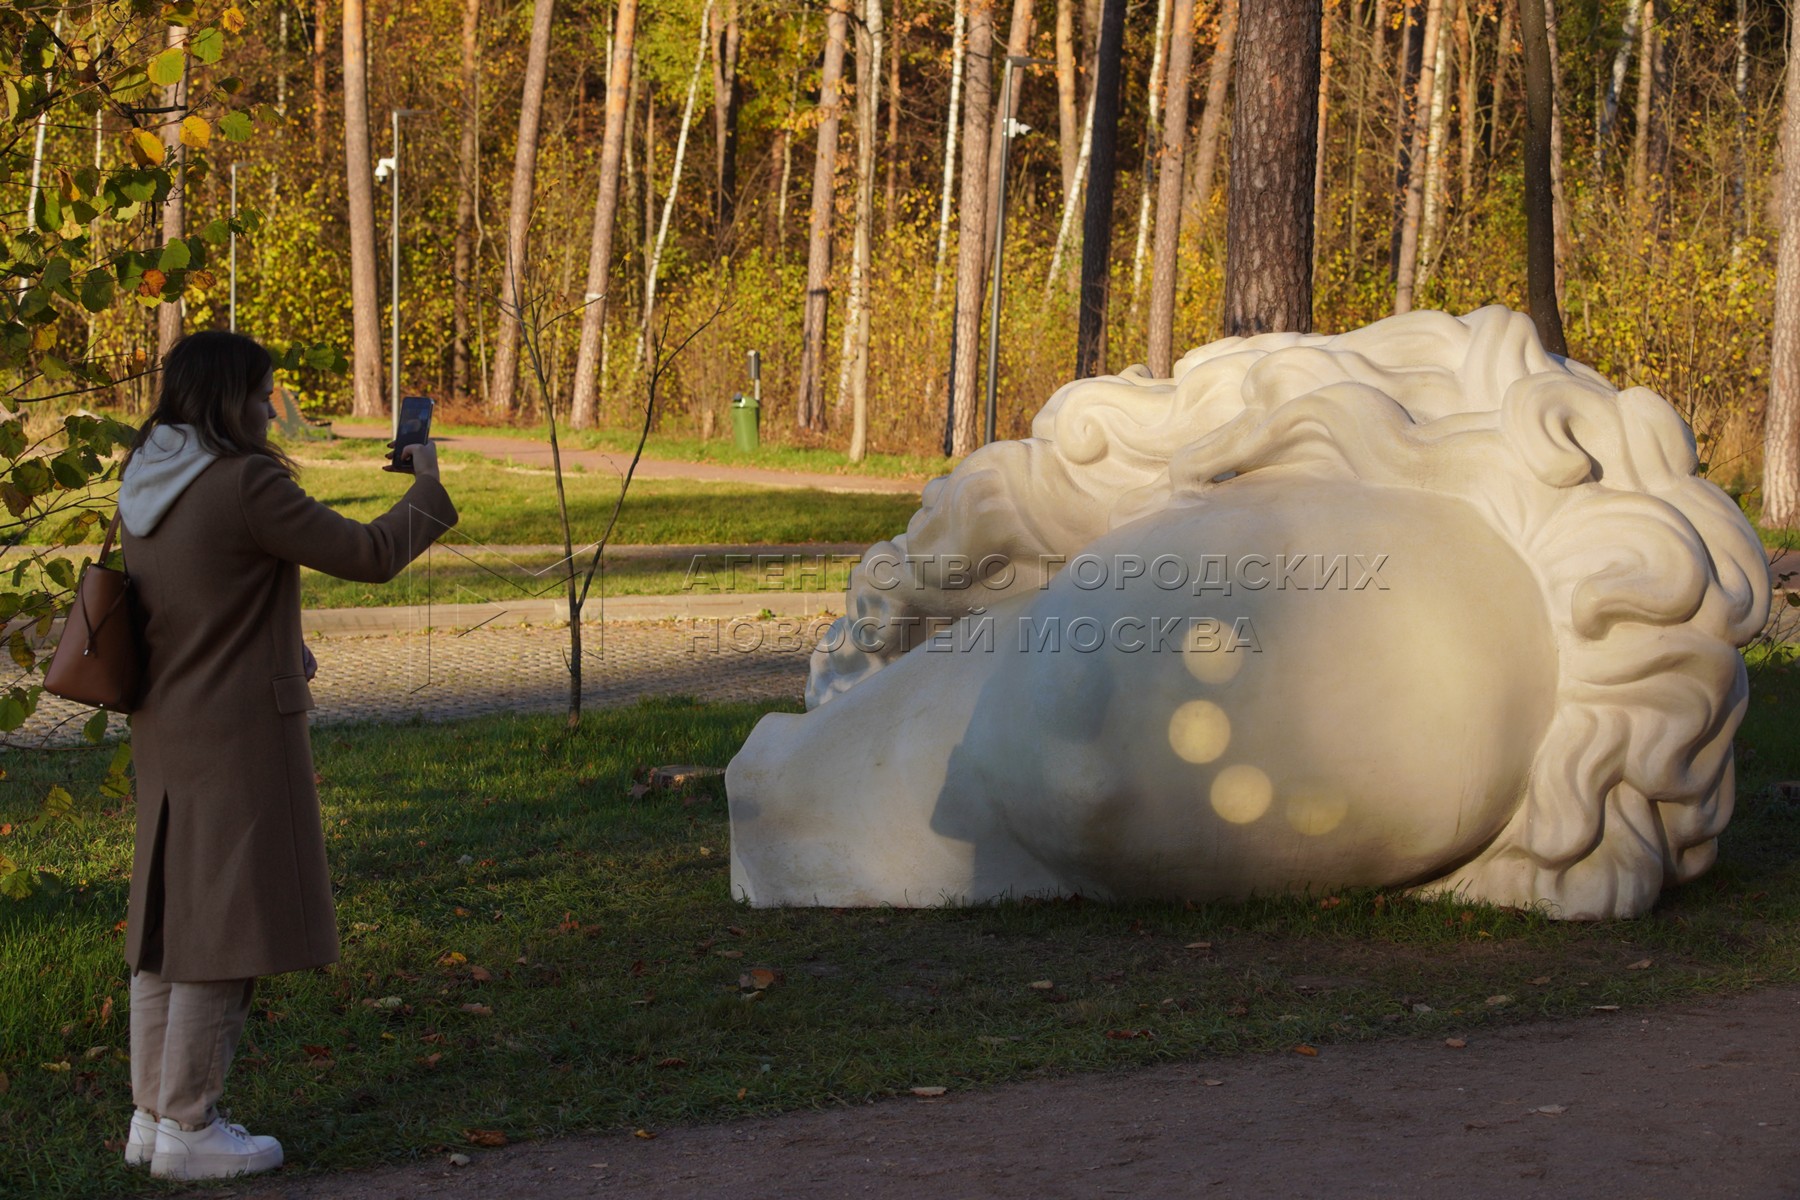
[129,969,256,1129]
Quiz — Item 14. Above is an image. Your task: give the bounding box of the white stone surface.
[727,308,1771,918]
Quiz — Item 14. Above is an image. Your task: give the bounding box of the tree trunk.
[157,24,188,364]
[1544,0,1567,298]
[489,0,557,415]
[569,0,638,430]
[1764,0,1800,527]
[1489,0,1511,164]
[1056,0,1079,204]
[884,0,903,236]
[1222,0,1320,336]
[1517,0,1566,354]
[1388,0,1423,284]
[775,64,800,248]
[1596,0,1640,174]
[1147,0,1196,376]
[313,0,330,160]
[845,0,883,462]
[710,0,741,238]
[1629,0,1653,201]
[1312,0,1333,271]
[949,0,994,450]
[637,0,713,366]
[1128,0,1171,307]
[343,0,384,417]
[1046,72,1097,286]
[452,0,481,404]
[1184,0,1237,220]
[1455,0,1475,233]
[1731,0,1749,248]
[797,0,850,432]
[1392,0,1442,313]
[1074,0,1127,376]
[1417,7,1449,281]
[932,0,968,302]
[984,0,1038,271]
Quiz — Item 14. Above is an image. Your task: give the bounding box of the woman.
[116,331,457,1180]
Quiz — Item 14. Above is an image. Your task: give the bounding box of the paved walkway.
[334,423,929,495]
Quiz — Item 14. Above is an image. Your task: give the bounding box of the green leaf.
[11,460,51,497]
[39,258,70,293]
[39,355,69,382]
[157,239,190,272]
[147,48,185,87]
[118,171,159,204]
[0,865,35,901]
[79,269,113,314]
[218,110,253,142]
[189,27,224,64]
[48,454,86,490]
[82,710,108,744]
[42,557,75,590]
[201,218,231,245]
[0,695,23,734]
[8,632,33,672]
[0,420,24,459]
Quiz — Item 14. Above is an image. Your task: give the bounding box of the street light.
[985,56,1053,447]
[378,108,429,437]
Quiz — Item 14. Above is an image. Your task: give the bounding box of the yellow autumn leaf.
[124,128,164,167]
[179,114,210,148]
[221,5,247,33]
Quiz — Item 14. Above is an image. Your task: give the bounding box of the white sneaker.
[123,1108,158,1167]
[148,1115,283,1180]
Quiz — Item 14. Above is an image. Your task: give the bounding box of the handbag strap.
[99,509,122,563]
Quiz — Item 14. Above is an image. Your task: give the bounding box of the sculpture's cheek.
[971,478,1559,898]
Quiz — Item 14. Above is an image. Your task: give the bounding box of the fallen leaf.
[740,968,778,991]
[1445,1038,1467,1049]
[448,1153,472,1167]
[1028,979,1055,990]
[1292,1045,1319,1057]
[910,1086,947,1097]
[1318,896,1342,910]
[439,951,467,966]
[460,1003,493,1016]
[736,1088,747,1100]
[1106,1029,1155,1040]
[1591,1004,1622,1012]
[1485,995,1513,1007]
[84,1045,109,1060]
[1534,1105,1567,1116]
[1624,958,1653,971]
[1201,1078,1224,1087]
[727,926,747,937]
[372,995,403,1009]
[300,1045,331,1063]
[464,1129,507,1147]
[1184,941,1212,950]
[470,966,492,983]
[655,1057,687,1069]
[98,996,113,1026]
[717,949,744,959]
[1412,1003,1433,1014]
[1527,975,1552,986]
[633,1129,657,1140]
[418,1053,442,1068]
[627,784,651,800]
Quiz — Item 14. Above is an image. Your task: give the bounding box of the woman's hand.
[400,441,440,480]
[302,643,317,682]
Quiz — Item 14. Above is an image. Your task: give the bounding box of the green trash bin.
[729,392,760,452]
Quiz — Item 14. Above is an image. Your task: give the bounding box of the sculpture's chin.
[728,475,1558,908]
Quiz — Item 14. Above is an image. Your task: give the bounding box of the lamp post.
[377,108,428,436]
[984,56,1053,447]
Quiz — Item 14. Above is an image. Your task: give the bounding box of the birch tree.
[932,0,968,301]
[452,0,481,403]
[639,0,715,363]
[1184,0,1237,220]
[1392,0,1443,314]
[710,0,741,237]
[839,0,884,462]
[343,0,384,416]
[157,23,188,364]
[1765,0,1800,527]
[1128,0,1171,306]
[1147,0,1196,376]
[569,0,639,430]
[1056,0,1079,204]
[797,0,850,431]
[949,0,995,451]
[489,0,558,415]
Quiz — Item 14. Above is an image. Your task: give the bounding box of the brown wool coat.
[124,453,457,981]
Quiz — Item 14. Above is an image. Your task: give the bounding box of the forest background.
[7,0,1786,484]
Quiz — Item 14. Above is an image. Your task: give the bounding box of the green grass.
[296,551,858,609]
[4,649,1800,1197]
[371,419,955,481]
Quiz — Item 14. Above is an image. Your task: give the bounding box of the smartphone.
[384,395,435,474]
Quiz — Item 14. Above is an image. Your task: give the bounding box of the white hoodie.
[117,424,218,537]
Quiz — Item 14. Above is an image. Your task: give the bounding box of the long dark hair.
[127,331,293,473]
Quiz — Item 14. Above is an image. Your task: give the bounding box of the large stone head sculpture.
[727,307,1771,919]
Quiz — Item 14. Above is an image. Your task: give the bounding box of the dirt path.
[227,985,1800,1200]
[333,424,928,496]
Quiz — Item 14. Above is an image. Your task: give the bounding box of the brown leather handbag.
[43,512,143,712]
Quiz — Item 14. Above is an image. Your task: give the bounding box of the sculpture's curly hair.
[811,307,1770,918]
